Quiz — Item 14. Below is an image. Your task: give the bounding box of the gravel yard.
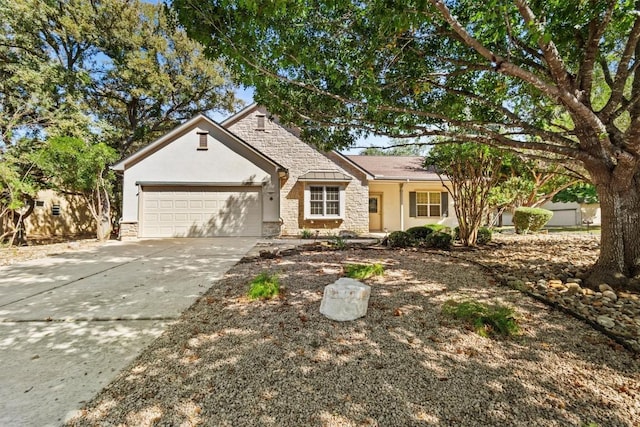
[66,235,640,427]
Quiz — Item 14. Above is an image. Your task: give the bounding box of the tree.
[553,183,600,205]
[35,137,118,241]
[426,143,503,246]
[360,141,428,156]
[173,1,640,289]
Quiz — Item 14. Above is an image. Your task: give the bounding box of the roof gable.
[112,113,286,173]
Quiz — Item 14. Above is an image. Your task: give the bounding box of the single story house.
[112,104,456,238]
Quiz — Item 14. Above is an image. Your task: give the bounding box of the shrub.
[453,226,460,240]
[300,229,314,239]
[442,299,520,338]
[406,226,433,240]
[477,227,492,245]
[425,224,450,234]
[387,230,414,248]
[425,231,452,249]
[513,207,553,234]
[248,272,280,300]
[344,263,384,279]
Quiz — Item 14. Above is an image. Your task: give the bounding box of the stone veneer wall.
[227,108,369,236]
[119,222,138,240]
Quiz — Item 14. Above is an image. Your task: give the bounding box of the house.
[112,104,455,239]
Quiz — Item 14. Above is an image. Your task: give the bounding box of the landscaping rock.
[603,290,618,302]
[599,284,614,293]
[319,278,371,321]
[597,315,616,329]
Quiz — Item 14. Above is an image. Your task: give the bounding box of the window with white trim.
[416,191,441,217]
[305,185,345,218]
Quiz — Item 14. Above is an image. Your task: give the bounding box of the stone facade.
[119,221,139,240]
[227,107,369,236]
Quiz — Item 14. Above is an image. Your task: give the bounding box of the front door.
[368,194,382,231]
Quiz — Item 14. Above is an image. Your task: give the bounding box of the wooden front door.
[368,194,382,231]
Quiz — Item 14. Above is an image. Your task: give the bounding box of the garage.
[546,208,578,226]
[140,186,262,237]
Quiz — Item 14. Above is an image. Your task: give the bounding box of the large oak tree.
[173,0,640,290]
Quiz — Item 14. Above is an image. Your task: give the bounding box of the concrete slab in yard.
[0,238,256,427]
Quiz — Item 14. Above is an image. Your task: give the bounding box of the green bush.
[442,299,520,338]
[425,224,450,234]
[513,207,553,234]
[387,230,414,248]
[453,226,460,240]
[300,229,314,239]
[425,231,452,249]
[248,273,280,300]
[406,226,433,240]
[344,263,384,279]
[477,227,492,245]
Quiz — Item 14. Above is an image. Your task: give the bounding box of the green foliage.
[300,229,314,239]
[406,226,433,240]
[387,230,414,248]
[248,273,280,300]
[553,183,599,204]
[424,224,451,234]
[360,142,427,156]
[343,263,384,280]
[424,231,452,250]
[442,300,520,338]
[513,207,553,234]
[35,137,118,194]
[477,227,493,245]
[330,235,347,250]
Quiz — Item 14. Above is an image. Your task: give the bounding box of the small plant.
[248,272,280,300]
[425,231,452,249]
[442,299,520,338]
[477,226,492,245]
[387,230,414,248]
[425,224,451,234]
[330,235,347,250]
[344,263,384,279]
[300,229,314,239]
[513,207,553,234]
[406,226,433,240]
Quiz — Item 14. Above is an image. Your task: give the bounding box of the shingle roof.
[345,155,442,181]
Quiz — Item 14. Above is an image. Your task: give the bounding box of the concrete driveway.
[0,237,257,427]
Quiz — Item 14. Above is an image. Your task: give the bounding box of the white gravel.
[67,245,640,427]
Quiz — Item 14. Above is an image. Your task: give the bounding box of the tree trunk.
[587,169,640,291]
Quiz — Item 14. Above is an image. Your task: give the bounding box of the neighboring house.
[3,189,95,239]
[112,104,455,239]
[501,201,602,227]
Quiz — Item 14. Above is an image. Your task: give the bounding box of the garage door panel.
[141,186,262,237]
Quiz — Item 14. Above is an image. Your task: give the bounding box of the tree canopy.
[174,0,640,289]
[0,0,241,243]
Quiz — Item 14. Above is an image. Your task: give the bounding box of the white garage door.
[547,209,578,226]
[140,186,262,237]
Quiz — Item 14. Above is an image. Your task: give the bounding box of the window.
[306,185,344,218]
[197,132,208,150]
[415,192,441,217]
[368,197,378,213]
[35,200,45,207]
[51,204,61,216]
[256,114,266,130]
[408,192,449,219]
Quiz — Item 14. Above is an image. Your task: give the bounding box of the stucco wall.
[119,118,280,228]
[23,189,95,237]
[369,181,457,232]
[227,107,369,235]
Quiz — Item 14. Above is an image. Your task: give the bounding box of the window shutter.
[409,192,416,217]
[441,192,449,217]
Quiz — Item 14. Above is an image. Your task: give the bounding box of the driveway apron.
[0,237,256,427]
